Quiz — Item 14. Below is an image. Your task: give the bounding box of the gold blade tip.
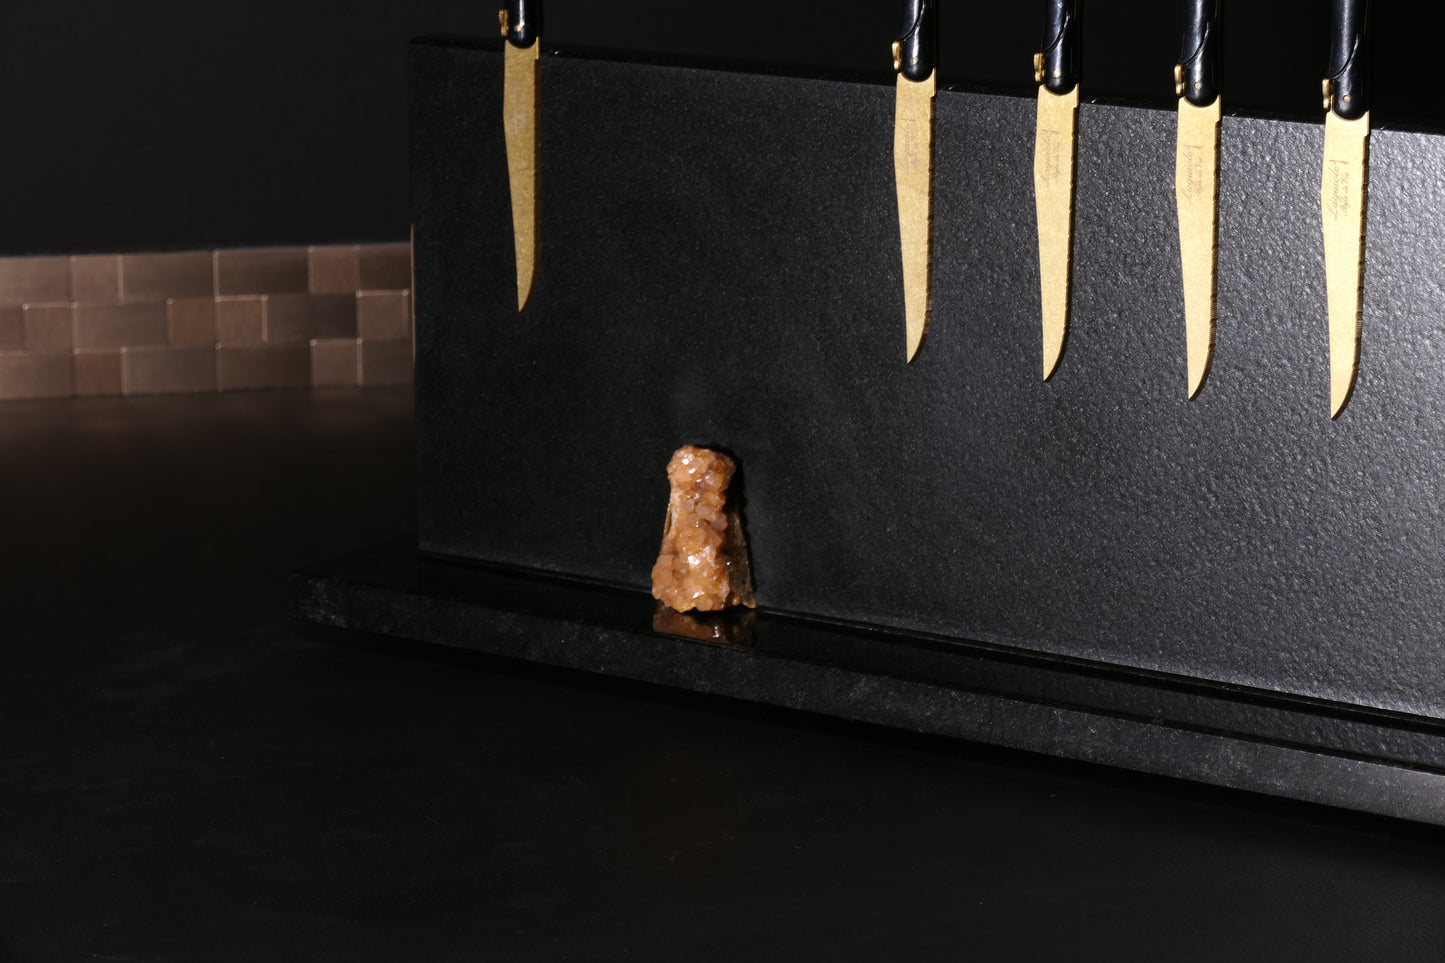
[1330,372,1357,418]
[905,328,924,363]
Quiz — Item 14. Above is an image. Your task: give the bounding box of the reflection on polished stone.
[652,604,756,647]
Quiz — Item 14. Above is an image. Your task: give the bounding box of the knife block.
[295,37,1445,825]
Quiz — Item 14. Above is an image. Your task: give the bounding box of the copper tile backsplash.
[23,304,74,352]
[120,252,215,301]
[0,257,71,305]
[216,248,310,297]
[0,243,413,401]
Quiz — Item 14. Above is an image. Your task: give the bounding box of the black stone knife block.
[294,36,1445,825]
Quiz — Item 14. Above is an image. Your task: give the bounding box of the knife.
[500,0,541,311]
[1174,0,1221,399]
[1033,0,1080,381]
[1321,0,1370,418]
[892,0,937,363]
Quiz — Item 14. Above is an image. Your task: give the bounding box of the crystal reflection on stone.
[652,603,756,647]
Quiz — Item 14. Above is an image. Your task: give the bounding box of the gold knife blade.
[1033,82,1078,380]
[502,35,539,312]
[893,69,935,363]
[1322,106,1369,418]
[1175,95,1221,399]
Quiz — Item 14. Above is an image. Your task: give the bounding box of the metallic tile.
[23,303,73,351]
[0,351,74,400]
[217,344,311,391]
[71,255,121,302]
[216,296,265,345]
[310,338,360,387]
[357,243,412,291]
[0,256,70,305]
[74,302,168,350]
[356,291,409,340]
[311,295,358,339]
[360,338,413,386]
[216,247,309,297]
[120,251,215,301]
[0,307,24,350]
[74,350,123,397]
[122,345,217,395]
[167,298,217,347]
[265,294,356,344]
[309,245,360,294]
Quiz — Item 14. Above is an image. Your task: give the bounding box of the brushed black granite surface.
[294,542,1445,824]
[411,39,1445,721]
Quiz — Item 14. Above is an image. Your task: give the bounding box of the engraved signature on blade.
[1039,128,1067,183]
[898,117,929,167]
[1326,160,1355,220]
[1179,143,1208,202]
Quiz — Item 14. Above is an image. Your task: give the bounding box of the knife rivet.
[891,40,902,72]
[498,9,509,36]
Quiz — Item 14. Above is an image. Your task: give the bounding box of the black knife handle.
[894,0,936,82]
[1037,0,1080,95]
[1327,0,1369,119]
[502,0,541,48]
[1177,0,1220,106]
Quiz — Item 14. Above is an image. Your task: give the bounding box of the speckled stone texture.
[411,39,1445,721]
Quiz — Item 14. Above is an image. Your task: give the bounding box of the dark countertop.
[3,390,1443,961]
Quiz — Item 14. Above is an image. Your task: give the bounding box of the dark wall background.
[3,1,1443,256]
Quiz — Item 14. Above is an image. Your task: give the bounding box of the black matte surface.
[412,41,1445,725]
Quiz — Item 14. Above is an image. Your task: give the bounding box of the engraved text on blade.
[1326,160,1354,221]
[1180,144,1207,203]
[899,116,928,169]
[1039,128,1066,184]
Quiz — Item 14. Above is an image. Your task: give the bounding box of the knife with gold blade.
[1174,0,1221,399]
[892,0,937,363]
[1322,0,1370,418]
[1033,0,1080,381]
[500,0,541,311]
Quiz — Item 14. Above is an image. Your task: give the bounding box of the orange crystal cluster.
[651,446,756,613]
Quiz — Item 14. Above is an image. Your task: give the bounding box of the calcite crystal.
[651,446,756,613]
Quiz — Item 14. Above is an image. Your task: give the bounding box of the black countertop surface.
[3,390,1443,961]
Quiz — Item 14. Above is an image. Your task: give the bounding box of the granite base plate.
[292,539,1445,827]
